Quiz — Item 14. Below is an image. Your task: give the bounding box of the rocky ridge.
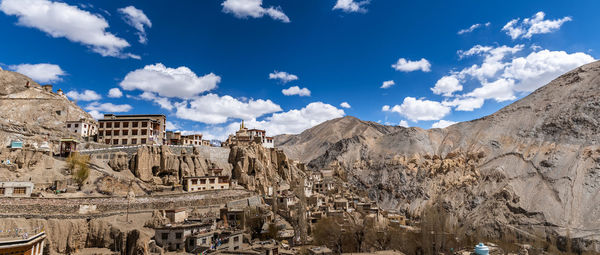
[275,61,600,252]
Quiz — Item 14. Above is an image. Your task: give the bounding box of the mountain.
[275,60,600,252]
[0,70,94,147]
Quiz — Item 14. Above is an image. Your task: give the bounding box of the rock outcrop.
[228,143,305,194]
[276,60,600,252]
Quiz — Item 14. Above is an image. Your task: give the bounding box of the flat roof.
[104,114,165,117]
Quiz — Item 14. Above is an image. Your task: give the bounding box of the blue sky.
[0,0,598,139]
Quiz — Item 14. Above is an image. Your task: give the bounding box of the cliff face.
[0,70,95,147]
[228,143,305,194]
[275,61,600,251]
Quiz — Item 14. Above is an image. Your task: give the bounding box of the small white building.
[66,118,98,138]
[0,182,34,197]
[263,136,274,148]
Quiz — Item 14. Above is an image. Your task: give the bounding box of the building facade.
[182,134,203,146]
[0,232,46,255]
[0,182,34,197]
[97,114,166,146]
[183,168,230,192]
[222,121,275,148]
[65,118,98,138]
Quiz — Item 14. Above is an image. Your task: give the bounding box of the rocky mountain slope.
[275,60,600,252]
[0,70,94,147]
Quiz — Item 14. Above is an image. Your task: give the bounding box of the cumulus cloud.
[398,120,409,127]
[137,92,174,111]
[118,6,152,44]
[269,71,298,83]
[392,58,431,72]
[221,0,290,23]
[87,110,103,120]
[502,11,571,39]
[0,0,135,58]
[383,97,450,122]
[166,121,179,130]
[120,63,220,98]
[230,102,345,136]
[174,93,282,124]
[340,102,351,108]
[333,0,370,13]
[85,102,132,112]
[108,88,123,98]
[282,86,311,96]
[66,89,101,101]
[431,75,462,96]
[431,120,457,129]
[380,80,395,89]
[442,97,484,112]
[8,63,65,83]
[457,22,490,35]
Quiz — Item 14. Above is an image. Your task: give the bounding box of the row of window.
[100,121,150,129]
[104,138,147,145]
[66,123,94,129]
[99,129,148,136]
[0,187,27,195]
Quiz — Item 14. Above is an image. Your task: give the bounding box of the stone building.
[65,118,98,138]
[182,168,230,192]
[97,114,166,146]
[182,134,203,146]
[222,121,275,148]
[154,222,212,252]
[0,181,34,197]
[166,131,182,145]
[187,230,244,253]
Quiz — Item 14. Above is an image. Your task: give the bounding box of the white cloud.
[8,63,65,83]
[108,88,123,98]
[88,110,103,120]
[120,63,220,98]
[174,93,282,124]
[392,58,431,72]
[431,75,462,96]
[138,92,174,111]
[340,102,351,108]
[384,97,450,122]
[269,71,298,83]
[381,105,390,111]
[502,11,571,40]
[66,89,102,101]
[442,97,484,112]
[221,0,290,23]
[457,22,490,35]
[282,86,311,96]
[431,120,457,129]
[0,0,134,58]
[503,49,595,92]
[232,102,345,136]
[380,80,395,89]
[333,0,370,13]
[398,120,409,127]
[118,6,152,44]
[85,102,132,112]
[166,121,179,130]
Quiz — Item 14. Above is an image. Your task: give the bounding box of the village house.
[222,121,275,148]
[65,118,98,138]
[154,222,213,252]
[166,131,182,145]
[97,114,166,146]
[187,230,244,253]
[182,134,203,146]
[182,168,230,192]
[0,181,34,197]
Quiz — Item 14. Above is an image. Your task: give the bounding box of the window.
[122,139,128,145]
[161,233,169,240]
[132,130,138,135]
[141,129,147,135]
[106,130,111,136]
[142,121,148,128]
[113,139,119,145]
[0,188,5,195]
[67,124,71,128]
[201,238,206,244]
[106,122,112,128]
[114,130,120,136]
[13,187,26,194]
[105,139,111,144]
[74,124,78,128]
[191,179,198,185]
[99,123,104,128]
[84,124,87,128]
[114,122,120,128]
[200,179,206,184]
[141,138,146,144]
[132,122,138,128]
[123,130,128,135]
[175,232,182,239]
[123,122,129,128]
[131,139,137,144]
